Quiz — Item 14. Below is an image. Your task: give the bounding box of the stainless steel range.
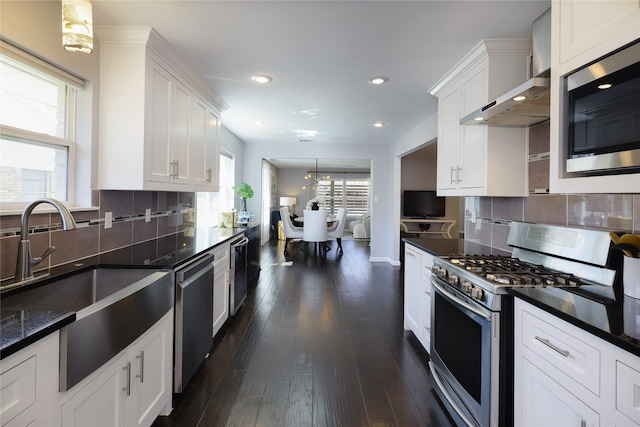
[429,221,616,427]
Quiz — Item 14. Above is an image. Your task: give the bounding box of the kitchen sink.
[1,266,174,391]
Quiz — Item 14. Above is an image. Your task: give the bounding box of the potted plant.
[233,182,254,213]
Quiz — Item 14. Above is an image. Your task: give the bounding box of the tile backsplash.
[0,190,194,282]
[464,193,640,255]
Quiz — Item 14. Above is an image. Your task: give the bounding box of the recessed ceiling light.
[254,120,265,126]
[474,117,484,122]
[368,76,389,85]
[598,83,612,89]
[251,74,273,84]
[512,95,527,102]
[373,121,386,128]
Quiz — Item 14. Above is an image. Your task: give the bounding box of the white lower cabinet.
[403,244,435,353]
[515,299,640,427]
[0,332,59,427]
[60,310,173,427]
[212,243,230,337]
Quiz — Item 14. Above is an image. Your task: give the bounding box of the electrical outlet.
[145,208,151,222]
[471,210,477,224]
[105,212,112,229]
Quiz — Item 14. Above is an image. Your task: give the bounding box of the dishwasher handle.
[176,253,215,284]
[232,236,250,247]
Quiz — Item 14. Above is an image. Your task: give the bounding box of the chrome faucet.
[15,198,77,282]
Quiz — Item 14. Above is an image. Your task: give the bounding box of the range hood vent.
[460,8,551,127]
[460,77,549,127]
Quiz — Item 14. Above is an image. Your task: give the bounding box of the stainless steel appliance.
[429,221,615,427]
[565,39,640,175]
[230,234,249,315]
[174,252,214,393]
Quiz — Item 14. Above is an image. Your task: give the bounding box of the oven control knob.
[460,281,472,293]
[448,275,459,285]
[471,287,485,301]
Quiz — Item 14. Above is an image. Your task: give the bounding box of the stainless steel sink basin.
[1,267,174,391]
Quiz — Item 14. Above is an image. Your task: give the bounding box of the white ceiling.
[92,0,550,149]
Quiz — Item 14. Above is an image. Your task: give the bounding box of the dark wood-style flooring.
[152,238,453,427]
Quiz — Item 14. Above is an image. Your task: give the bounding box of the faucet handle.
[32,245,56,266]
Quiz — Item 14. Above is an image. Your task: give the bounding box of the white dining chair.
[279,206,303,255]
[327,208,347,253]
[302,209,329,257]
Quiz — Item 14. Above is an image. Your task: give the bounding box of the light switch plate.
[105,212,112,229]
[145,209,151,222]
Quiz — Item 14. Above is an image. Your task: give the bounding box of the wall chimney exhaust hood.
[460,8,551,127]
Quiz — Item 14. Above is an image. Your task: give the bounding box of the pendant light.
[62,0,93,54]
[302,159,330,190]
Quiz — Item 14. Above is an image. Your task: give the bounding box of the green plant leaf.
[232,182,254,198]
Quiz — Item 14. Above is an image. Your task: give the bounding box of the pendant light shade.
[62,0,93,54]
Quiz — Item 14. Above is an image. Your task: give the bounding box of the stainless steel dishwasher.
[174,252,214,393]
[230,234,249,315]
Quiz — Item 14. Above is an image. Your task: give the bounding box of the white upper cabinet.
[549,1,640,194]
[97,27,227,192]
[430,39,531,197]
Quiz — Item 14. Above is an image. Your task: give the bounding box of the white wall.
[219,125,245,205]
[243,142,394,263]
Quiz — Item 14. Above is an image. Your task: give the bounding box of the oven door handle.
[429,361,477,427]
[431,278,491,322]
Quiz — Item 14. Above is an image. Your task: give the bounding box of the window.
[0,40,83,208]
[316,178,370,216]
[196,150,235,227]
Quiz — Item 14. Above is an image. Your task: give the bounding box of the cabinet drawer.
[212,244,230,271]
[0,356,36,426]
[616,361,640,424]
[520,308,601,395]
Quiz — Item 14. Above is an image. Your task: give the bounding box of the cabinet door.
[516,357,600,427]
[147,58,173,184]
[191,96,220,189]
[61,353,128,427]
[171,79,192,183]
[403,246,421,335]
[213,265,230,337]
[458,66,487,190]
[130,314,172,427]
[436,88,460,192]
[558,0,640,67]
[204,107,220,189]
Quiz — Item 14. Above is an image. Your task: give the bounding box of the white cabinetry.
[430,39,530,197]
[549,1,640,194]
[60,310,173,427]
[0,332,59,427]
[514,298,640,426]
[403,244,435,353]
[212,243,230,337]
[97,27,226,192]
[556,0,640,70]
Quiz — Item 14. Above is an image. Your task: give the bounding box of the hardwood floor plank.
[152,239,453,427]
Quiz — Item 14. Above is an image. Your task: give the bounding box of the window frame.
[0,40,82,211]
[316,176,370,216]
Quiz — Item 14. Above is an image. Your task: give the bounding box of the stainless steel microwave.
[565,40,640,175]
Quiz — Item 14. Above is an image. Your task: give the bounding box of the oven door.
[429,277,500,427]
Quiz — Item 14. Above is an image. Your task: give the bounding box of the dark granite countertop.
[0,225,255,359]
[510,285,640,357]
[403,237,464,256]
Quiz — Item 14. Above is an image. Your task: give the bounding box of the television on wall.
[403,190,445,218]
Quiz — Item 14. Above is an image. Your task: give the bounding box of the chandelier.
[62,0,93,54]
[302,159,330,190]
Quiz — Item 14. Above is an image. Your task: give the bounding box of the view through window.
[316,178,370,216]
[196,150,235,227]
[0,42,80,207]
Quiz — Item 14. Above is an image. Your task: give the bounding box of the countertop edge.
[1,312,75,359]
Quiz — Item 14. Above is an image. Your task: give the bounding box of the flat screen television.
[403,190,445,218]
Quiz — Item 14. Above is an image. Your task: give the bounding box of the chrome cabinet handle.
[122,362,131,396]
[206,168,212,183]
[456,166,462,183]
[136,351,145,383]
[170,160,179,178]
[535,336,570,357]
[580,420,586,427]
